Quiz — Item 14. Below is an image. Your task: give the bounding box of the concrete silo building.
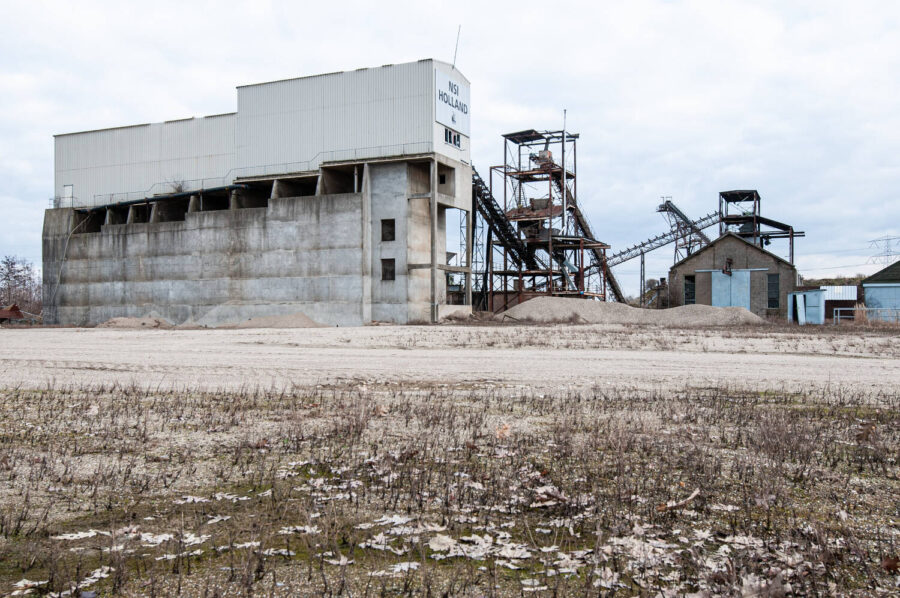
[43,59,473,326]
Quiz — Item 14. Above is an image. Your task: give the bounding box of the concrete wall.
[43,193,370,327]
[44,155,471,327]
[369,162,410,323]
[668,235,797,318]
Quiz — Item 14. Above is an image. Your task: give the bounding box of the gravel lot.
[0,322,898,596]
[1,323,899,394]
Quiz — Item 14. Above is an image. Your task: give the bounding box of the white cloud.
[1,0,898,290]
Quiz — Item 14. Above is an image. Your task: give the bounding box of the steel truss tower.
[482,129,612,311]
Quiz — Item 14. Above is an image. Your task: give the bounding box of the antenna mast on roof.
[452,25,462,70]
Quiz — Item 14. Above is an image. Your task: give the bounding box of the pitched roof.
[670,232,796,270]
[0,304,24,320]
[862,260,900,284]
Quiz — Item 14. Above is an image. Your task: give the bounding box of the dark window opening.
[157,197,190,222]
[381,258,396,281]
[684,275,696,305]
[200,194,230,211]
[767,273,780,308]
[73,210,104,234]
[437,164,456,195]
[444,127,461,148]
[381,219,395,242]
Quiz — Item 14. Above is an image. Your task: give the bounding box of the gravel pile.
[500,296,764,326]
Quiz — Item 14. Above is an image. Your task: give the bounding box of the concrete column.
[270,180,282,199]
[229,190,240,210]
[126,206,135,224]
[430,159,438,323]
[188,195,199,213]
[465,208,473,306]
[360,164,372,324]
[149,203,160,223]
[104,209,113,226]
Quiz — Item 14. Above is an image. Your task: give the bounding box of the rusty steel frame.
[718,190,805,264]
[483,130,611,312]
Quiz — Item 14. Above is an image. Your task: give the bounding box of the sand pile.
[97,316,174,329]
[500,296,764,326]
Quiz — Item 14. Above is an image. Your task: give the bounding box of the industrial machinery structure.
[718,190,803,264]
[601,190,803,305]
[471,130,618,311]
[43,55,806,324]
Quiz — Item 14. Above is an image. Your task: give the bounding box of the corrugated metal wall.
[820,285,857,301]
[53,59,472,207]
[55,114,236,207]
[235,60,435,178]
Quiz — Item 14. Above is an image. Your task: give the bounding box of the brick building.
[668,233,798,318]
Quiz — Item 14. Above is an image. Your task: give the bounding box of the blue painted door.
[711,272,731,307]
[730,271,751,311]
[711,270,752,310]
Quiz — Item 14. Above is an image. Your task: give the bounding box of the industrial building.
[668,233,799,318]
[42,59,811,327]
[43,60,472,326]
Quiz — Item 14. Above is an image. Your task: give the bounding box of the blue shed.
[787,289,826,325]
[862,261,900,322]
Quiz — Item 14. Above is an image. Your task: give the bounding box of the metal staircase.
[472,168,537,270]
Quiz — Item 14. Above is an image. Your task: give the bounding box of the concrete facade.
[44,60,473,327]
[668,233,798,319]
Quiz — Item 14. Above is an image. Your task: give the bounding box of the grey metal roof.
[862,260,900,284]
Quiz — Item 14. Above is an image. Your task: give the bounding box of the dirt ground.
[0,322,898,597]
[1,323,899,394]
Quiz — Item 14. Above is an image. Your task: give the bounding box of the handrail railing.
[833,307,900,324]
[52,141,434,208]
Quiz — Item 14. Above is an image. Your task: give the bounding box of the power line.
[800,262,871,272]
[868,235,900,265]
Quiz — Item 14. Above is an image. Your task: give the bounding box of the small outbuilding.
[861,261,900,322]
[787,289,825,325]
[668,233,798,318]
[0,304,25,324]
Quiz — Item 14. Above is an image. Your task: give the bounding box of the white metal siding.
[55,114,236,207]
[235,60,435,178]
[820,285,857,301]
[54,60,468,205]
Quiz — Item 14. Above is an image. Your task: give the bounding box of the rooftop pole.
[561,109,567,234]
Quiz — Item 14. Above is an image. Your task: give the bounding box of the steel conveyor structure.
[470,129,619,310]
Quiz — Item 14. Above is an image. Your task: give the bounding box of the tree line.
[1,256,41,315]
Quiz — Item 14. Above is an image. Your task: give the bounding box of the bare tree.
[0,256,41,314]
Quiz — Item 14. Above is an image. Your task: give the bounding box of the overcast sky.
[2,0,898,295]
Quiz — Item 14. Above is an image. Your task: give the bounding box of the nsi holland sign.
[435,70,470,137]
